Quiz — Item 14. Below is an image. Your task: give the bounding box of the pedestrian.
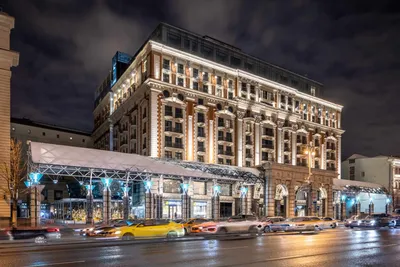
[174,212,177,219]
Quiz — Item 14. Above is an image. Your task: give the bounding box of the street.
[1,227,400,267]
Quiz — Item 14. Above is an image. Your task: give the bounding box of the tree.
[0,139,26,227]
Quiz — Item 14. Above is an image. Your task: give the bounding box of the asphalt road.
[1,227,400,267]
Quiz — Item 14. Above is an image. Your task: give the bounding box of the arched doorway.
[318,187,328,217]
[275,184,288,217]
[295,186,308,217]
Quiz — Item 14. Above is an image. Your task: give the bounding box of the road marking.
[218,246,248,250]
[25,260,85,267]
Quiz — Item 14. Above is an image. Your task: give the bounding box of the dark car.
[80,219,138,236]
[10,227,61,243]
[351,214,395,229]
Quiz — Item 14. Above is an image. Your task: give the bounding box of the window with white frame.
[177,63,184,74]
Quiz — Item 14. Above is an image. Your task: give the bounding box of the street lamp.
[303,142,316,216]
[304,142,316,183]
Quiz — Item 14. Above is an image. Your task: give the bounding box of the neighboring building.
[0,12,19,222]
[10,118,92,218]
[91,23,344,218]
[342,154,400,210]
[11,117,92,149]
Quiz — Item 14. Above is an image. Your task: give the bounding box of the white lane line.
[25,260,85,267]
[218,246,248,250]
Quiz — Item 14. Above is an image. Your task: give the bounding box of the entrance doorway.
[162,200,182,219]
[220,202,232,218]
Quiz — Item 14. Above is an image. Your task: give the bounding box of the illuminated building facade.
[0,12,19,224]
[92,23,344,218]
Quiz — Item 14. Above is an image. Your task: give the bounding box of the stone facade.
[0,12,19,219]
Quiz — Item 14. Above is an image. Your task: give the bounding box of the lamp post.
[304,142,316,216]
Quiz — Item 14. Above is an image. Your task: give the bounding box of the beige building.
[0,12,19,221]
[92,23,344,218]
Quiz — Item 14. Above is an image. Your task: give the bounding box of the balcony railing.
[262,144,274,149]
[165,142,184,149]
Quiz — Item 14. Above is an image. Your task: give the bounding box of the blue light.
[240,187,248,198]
[180,183,189,194]
[24,181,31,188]
[123,186,130,193]
[29,173,43,184]
[341,195,346,201]
[144,180,153,193]
[101,178,112,188]
[387,198,391,203]
[213,185,221,196]
[79,181,84,186]
[85,185,94,191]
[53,180,58,184]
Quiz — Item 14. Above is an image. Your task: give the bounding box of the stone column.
[254,117,261,166]
[288,183,296,217]
[291,131,297,165]
[285,95,288,111]
[103,188,111,224]
[246,83,250,100]
[212,196,220,220]
[337,135,342,178]
[208,119,214,164]
[123,188,130,220]
[236,112,244,167]
[355,202,360,216]
[30,185,44,227]
[327,185,333,218]
[86,187,94,224]
[149,89,160,157]
[276,123,283,164]
[145,192,152,219]
[369,202,374,215]
[187,114,193,161]
[340,201,346,221]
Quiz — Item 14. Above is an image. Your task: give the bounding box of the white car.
[191,215,265,235]
[319,217,338,229]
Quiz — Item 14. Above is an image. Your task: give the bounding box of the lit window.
[12,127,15,131]
[70,137,72,140]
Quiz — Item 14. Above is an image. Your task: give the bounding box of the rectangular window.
[231,56,241,67]
[203,72,209,82]
[218,131,224,140]
[192,81,198,90]
[177,63,184,74]
[165,120,172,131]
[198,127,205,137]
[163,73,170,83]
[165,151,172,158]
[197,155,204,162]
[175,152,183,160]
[250,85,255,94]
[165,136,172,146]
[197,113,205,123]
[218,117,224,127]
[175,122,182,133]
[165,106,173,116]
[216,49,228,63]
[163,179,181,193]
[349,159,355,164]
[198,98,204,105]
[193,181,206,195]
[201,44,213,58]
[175,108,183,118]
[218,158,224,164]
[163,59,170,70]
[197,141,205,152]
[228,91,234,100]
[193,68,199,78]
[246,161,251,167]
[220,184,232,196]
[226,132,232,142]
[167,32,181,47]
[226,159,232,165]
[350,166,355,180]
[177,77,184,86]
[202,84,208,93]
[216,76,222,86]
[228,80,233,89]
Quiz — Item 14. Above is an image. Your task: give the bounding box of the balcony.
[165,142,184,149]
[262,144,274,149]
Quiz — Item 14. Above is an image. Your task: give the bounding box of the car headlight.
[89,228,94,231]
[289,224,295,227]
[371,220,376,224]
[198,226,203,230]
[94,230,102,234]
[114,231,121,235]
[358,220,361,225]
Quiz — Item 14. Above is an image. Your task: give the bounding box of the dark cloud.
[4,0,400,158]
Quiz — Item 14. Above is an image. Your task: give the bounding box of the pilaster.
[149,89,160,157]
[337,135,342,178]
[254,116,261,166]
[236,111,245,167]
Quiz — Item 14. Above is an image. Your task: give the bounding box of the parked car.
[9,227,61,243]
[319,217,338,229]
[108,219,185,240]
[190,215,265,235]
[350,214,395,229]
[269,216,323,233]
[345,214,368,227]
[391,215,400,227]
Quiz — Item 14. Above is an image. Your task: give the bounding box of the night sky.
[3,0,400,159]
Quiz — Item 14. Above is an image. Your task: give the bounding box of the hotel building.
[92,23,344,219]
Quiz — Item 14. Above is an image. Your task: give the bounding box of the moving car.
[345,214,368,227]
[183,218,212,235]
[319,217,338,229]
[190,215,265,235]
[262,217,285,232]
[350,214,395,229]
[80,219,137,236]
[109,219,185,240]
[269,216,323,233]
[9,227,61,243]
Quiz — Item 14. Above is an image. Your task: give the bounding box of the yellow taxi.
[110,219,185,240]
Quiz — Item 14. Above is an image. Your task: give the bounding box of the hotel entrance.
[163,200,182,219]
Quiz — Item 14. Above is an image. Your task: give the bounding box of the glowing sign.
[144,180,153,193]
[101,178,112,188]
[29,173,43,184]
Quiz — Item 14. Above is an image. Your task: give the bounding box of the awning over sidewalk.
[28,142,262,184]
[333,179,388,195]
